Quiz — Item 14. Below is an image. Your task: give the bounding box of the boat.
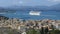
[29,11,41,15]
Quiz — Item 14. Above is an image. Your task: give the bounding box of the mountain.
[6,5,49,11]
[48,4,60,10]
[0,7,5,12]
[1,3,60,11]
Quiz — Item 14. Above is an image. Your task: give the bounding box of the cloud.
[48,0,60,2]
[19,1,23,4]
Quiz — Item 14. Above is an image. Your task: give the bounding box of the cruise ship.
[29,11,41,15]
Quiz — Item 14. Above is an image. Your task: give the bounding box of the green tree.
[26,28,40,34]
[50,30,60,34]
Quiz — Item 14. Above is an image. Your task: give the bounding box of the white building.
[21,32,26,34]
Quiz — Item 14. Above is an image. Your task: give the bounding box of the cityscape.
[0,0,60,34]
[0,16,60,34]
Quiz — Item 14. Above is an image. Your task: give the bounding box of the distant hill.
[7,4,60,11]
[6,6,49,11]
[49,4,60,10]
[0,3,60,11]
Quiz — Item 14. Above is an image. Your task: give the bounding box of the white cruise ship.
[29,11,41,15]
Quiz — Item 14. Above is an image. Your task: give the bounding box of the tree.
[26,28,41,34]
[50,30,60,34]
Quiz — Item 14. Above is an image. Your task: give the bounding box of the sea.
[1,11,60,20]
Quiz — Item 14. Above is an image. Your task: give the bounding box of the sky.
[0,0,60,7]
